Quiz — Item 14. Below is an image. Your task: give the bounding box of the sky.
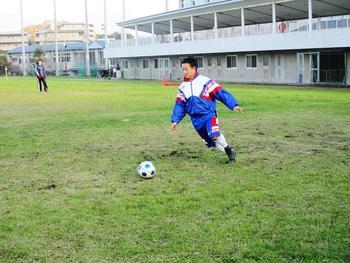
[0,0,178,34]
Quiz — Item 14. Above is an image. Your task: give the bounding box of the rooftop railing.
[107,14,350,49]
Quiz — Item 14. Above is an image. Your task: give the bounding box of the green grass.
[0,77,349,262]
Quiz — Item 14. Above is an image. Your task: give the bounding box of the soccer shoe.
[224,145,236,162]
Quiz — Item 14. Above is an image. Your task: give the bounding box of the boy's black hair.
[181,57,197,68]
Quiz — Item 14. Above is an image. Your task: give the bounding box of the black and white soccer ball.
[138,161,156,179]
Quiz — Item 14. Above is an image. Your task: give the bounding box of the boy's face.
[182,63,196,80]
[38,61,42,65]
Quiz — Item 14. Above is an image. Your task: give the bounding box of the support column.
[170,19,173,43]
[121,27,125,46]
[135,25,138,46]
[190,15,194,41]
[308,0,313,31]
[151,22,155,44]
[214,11,218,39]
[241,7,245,36]
[272,2,276,34]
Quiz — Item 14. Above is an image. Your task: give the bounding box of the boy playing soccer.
[170,57,243,162]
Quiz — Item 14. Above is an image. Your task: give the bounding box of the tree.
[0,55,10,75]
[33,48,45,59]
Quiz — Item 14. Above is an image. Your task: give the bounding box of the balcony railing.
[107,15,350,49]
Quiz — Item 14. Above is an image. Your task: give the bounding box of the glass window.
[154,58,159,69]
[122,60,128,69]
[195,57,203,68]
[172,58,177,67]
[337,19,347,28]
[263,56,269,67]
[327,20,336,29]
[246,55,257,69]
[226,56,237,68]
[217,57,222,67]
[207,57,212,67]
[142,59,149,69]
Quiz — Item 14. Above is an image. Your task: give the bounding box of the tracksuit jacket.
[171,71,239,130]
[34,64,46,79]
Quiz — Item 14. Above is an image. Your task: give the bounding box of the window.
[262,55,269,67]
[195,57,203,68]
[122,60,128,69]
[179,58,184,67]
[163,59,168,69]
[327,20,336,29]
[226,55,237,68]
[154,58,159,69]
[277,55,281,66]
[172,58,177,67]
[207,57,212,67]
[337,18,347,28]
[111,58,118,65]
[142,59,149,69]
[88,52,94,64]
[217,56,222,67]
[246,55,257,69]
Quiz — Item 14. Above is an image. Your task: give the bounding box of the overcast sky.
[0,0,178,34]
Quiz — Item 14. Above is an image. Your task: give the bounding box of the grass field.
[0,77,349,262]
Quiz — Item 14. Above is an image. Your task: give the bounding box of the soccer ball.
[138,161,156,179]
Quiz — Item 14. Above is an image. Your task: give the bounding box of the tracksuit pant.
[37,77,48,93]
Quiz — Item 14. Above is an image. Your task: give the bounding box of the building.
[7,40,105,76]
[0,31,29,55]
[34,22,96,45]
[104,0,350,86]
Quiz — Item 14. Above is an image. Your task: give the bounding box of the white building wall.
[117,50,347,86]
[101,51,350,84]
[347,51,350,86]
[105,28,350,59]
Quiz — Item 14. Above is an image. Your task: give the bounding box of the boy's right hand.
[233,106,243,113]
[170,122,177,131]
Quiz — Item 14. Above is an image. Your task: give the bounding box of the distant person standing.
[34,59,48,93]
[116,64,121,79]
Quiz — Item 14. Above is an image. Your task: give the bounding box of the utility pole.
[121,0,126,46]
[54,0,59,76]
[85,0,90,77]
[20,0,26,76]
[104,0,108,70]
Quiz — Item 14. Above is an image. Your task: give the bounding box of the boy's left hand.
[233,106,243,113]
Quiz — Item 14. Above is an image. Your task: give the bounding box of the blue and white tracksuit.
[171,72,239,147]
